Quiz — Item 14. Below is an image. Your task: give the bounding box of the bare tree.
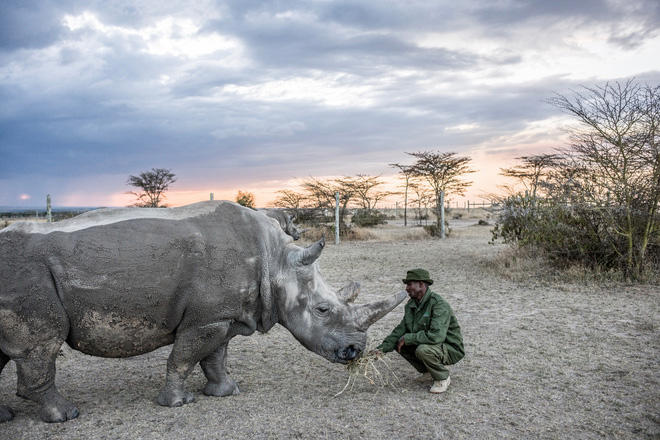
[236,190,256,208]
[343,174,396,212]
[301,177,337,210]
[301,177,355,228]
[272,189,306,218]
[127,168,176,208]
[332,177,359,228]
[500,154,561,199]
[408,181,434,225]
[408,151,475,229]
[547,79,660,278]
[389,163,415,226]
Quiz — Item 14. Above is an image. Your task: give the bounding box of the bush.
[295,208,334,225]
[491,194,660,276]
[351,209,388,227]
[423,221,451,238]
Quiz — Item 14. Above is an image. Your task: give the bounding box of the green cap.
[402,268,433,285]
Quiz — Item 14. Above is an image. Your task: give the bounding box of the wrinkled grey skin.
[0,201,405,423]
[259,208,301,240]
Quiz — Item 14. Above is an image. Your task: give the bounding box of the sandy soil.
[1,223,658,439]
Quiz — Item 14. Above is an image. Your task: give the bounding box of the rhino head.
[274,236,406,363]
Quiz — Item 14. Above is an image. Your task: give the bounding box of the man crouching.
[373,269,464,393]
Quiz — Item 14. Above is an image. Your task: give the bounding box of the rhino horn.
[293,235,325,265]
[337,281,360,303]
[353,290,407,331]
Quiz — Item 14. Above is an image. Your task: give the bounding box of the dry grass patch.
[334,344,401,397]
[299,224,429,243]
[482,245,658,285]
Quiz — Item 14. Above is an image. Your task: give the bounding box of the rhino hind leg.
[157,322,231,407]
[0,351,15,423]
[200,344,239,397]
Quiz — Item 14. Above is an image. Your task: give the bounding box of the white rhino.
[0,201,405,423]
[259,208,301,240]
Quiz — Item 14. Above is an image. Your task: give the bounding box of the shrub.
[423,221,451,238]
[351,209,388,227]
[491,194,660,276]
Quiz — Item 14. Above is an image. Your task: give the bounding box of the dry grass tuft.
[299,224,429,243]
[334,345,401,398]
[368,226,429,241]
[482,246,658,285]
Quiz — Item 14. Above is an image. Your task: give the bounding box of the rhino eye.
[315,305,330,315]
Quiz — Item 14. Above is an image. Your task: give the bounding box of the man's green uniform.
[377,289,464,380]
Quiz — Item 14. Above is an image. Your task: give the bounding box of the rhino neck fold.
[257,244,279,333]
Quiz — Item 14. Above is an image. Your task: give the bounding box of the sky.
[1,0,659,208]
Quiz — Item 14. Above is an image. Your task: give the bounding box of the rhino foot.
[157,389,195,407]
[0,405,15,423]
[39,394,79,423]
[203,378,239,397]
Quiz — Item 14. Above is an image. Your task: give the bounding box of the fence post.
[440,191,445,239]
[334,191,340,245]
[46,194,52,222]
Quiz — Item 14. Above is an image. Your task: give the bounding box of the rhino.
[0,201,405,423]
[258,208,301,240]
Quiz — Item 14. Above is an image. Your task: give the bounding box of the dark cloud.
[0,1,67,50]
[1,1,659,206]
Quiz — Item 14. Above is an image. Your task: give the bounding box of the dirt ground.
[1,223,658,439]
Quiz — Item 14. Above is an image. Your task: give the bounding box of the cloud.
[1,1,659,206]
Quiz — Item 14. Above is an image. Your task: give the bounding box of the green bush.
[491,194,660,276]
[351,209,388,227]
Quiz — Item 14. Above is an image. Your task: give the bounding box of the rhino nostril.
[345,345,359,360]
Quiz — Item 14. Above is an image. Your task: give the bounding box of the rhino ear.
[292,235,325,266]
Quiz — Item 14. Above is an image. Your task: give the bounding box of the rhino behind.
[0,201,405,423]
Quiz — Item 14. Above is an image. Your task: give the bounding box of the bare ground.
[1,224,658,439]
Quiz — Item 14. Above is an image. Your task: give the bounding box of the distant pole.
[334,192,340,245]
[395,201,398,218]
[440,191,445,239]
[210,192,214,201]
[467,200,470,212]
[46,194,52,222]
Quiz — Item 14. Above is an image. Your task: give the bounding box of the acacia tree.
[389,163,415,226]
[301,177,337,210]
[547,80,660,278]
[344,174,396,212]
[236,190,256,208]
[500,154,561,199]
[301,177,355,228]
[331,177,358,228]
[408,181,434,225]
[408,151,475,229]
[272,189,306,218]
[127,168,176,207]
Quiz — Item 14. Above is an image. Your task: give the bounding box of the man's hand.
[396,337,405,353]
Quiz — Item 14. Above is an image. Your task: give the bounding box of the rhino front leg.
[200,343,239,397]
[157,323,230,407]
[15,340,79,423]
[0,351,14,423]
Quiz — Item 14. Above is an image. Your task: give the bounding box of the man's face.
[405,281,427,301]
